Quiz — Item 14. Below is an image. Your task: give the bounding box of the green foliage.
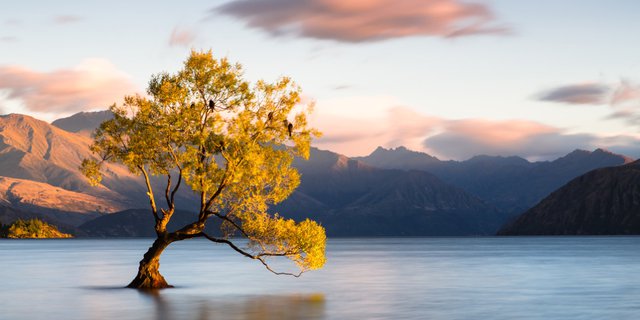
[83,50,326,274]
[3,219,73,239]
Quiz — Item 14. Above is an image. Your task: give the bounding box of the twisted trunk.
[127,236,173,289]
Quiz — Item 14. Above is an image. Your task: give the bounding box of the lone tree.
[82,50,326,289]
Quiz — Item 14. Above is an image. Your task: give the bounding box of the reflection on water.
[138,290,325,320]
[1,237,640,319]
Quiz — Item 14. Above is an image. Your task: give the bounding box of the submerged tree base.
[127,271,173,289]
[127,237,174,289]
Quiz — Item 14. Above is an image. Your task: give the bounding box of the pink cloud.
[169,27,197,47]
[386,106,440,148]
[443,119,557,143]
[611,80,640,106]
[309,96,637,160]
[0,59,138,114]
[312,113,388,155]
[216,0,508,42]
[310,97,439,155]
[423,119,595,160]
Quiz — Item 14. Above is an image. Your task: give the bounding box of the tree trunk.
[127,236,173,289]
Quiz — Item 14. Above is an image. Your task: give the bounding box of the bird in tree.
[81,50,326,289]
[283,119,294,137]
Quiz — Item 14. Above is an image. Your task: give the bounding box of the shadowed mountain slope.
[498,161,640,235]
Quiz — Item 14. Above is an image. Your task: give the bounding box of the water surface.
[1,237,639,319]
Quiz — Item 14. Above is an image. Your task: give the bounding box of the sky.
[1,0,640,160]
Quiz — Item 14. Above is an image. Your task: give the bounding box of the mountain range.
[0,111,635,236]
[356,146,631,214]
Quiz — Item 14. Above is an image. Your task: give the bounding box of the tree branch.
[198,233,302,277]
[138,165,159,222]
[171,171,182,208]
[204,172,228,213]
[164,173,172,209]
[208,211,249,237]
[167,146,183,208]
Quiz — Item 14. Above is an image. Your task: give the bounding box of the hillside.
[498,161,640,235]
[0,176,122,225]
[0,113,199,216]
[0,113,132,199]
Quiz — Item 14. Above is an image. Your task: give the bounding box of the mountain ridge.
[356,145,631,214]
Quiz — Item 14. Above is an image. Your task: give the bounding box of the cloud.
[611,80,640,106]
[386,106,440,148]
[0,59,138,115]
[422,119,595,160]
[53,15,82,24]
[0,36,18,43]
[333,85,352,91]
[311,96,393,155]
[4,19,22,26]
[215,0,508,43]
[169,27,197,47]
[310,96,639,160]
[537,83,610,105]
[605,81,640,129]
[537,80,640,106]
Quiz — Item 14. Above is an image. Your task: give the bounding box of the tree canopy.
[82,50,326,287]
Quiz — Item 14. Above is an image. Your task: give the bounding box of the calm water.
[1,237,639,320]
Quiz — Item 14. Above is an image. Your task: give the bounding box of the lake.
[1,237,639,320]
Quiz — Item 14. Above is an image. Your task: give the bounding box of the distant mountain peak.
[369,145,436,157]
[559,148,633,164]
[357,146,441,171]
[52,110,113,136]
[565,148,591,157]
[592,148,635,163]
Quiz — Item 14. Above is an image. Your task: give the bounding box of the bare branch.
[166,145,183,207]
[138,165,159,222]
[199,233,302,277]
[201,232,253,258]
[171,171,182,208]
[164,173,172,209]
[256,257,303,277]
[204,172,228,212]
